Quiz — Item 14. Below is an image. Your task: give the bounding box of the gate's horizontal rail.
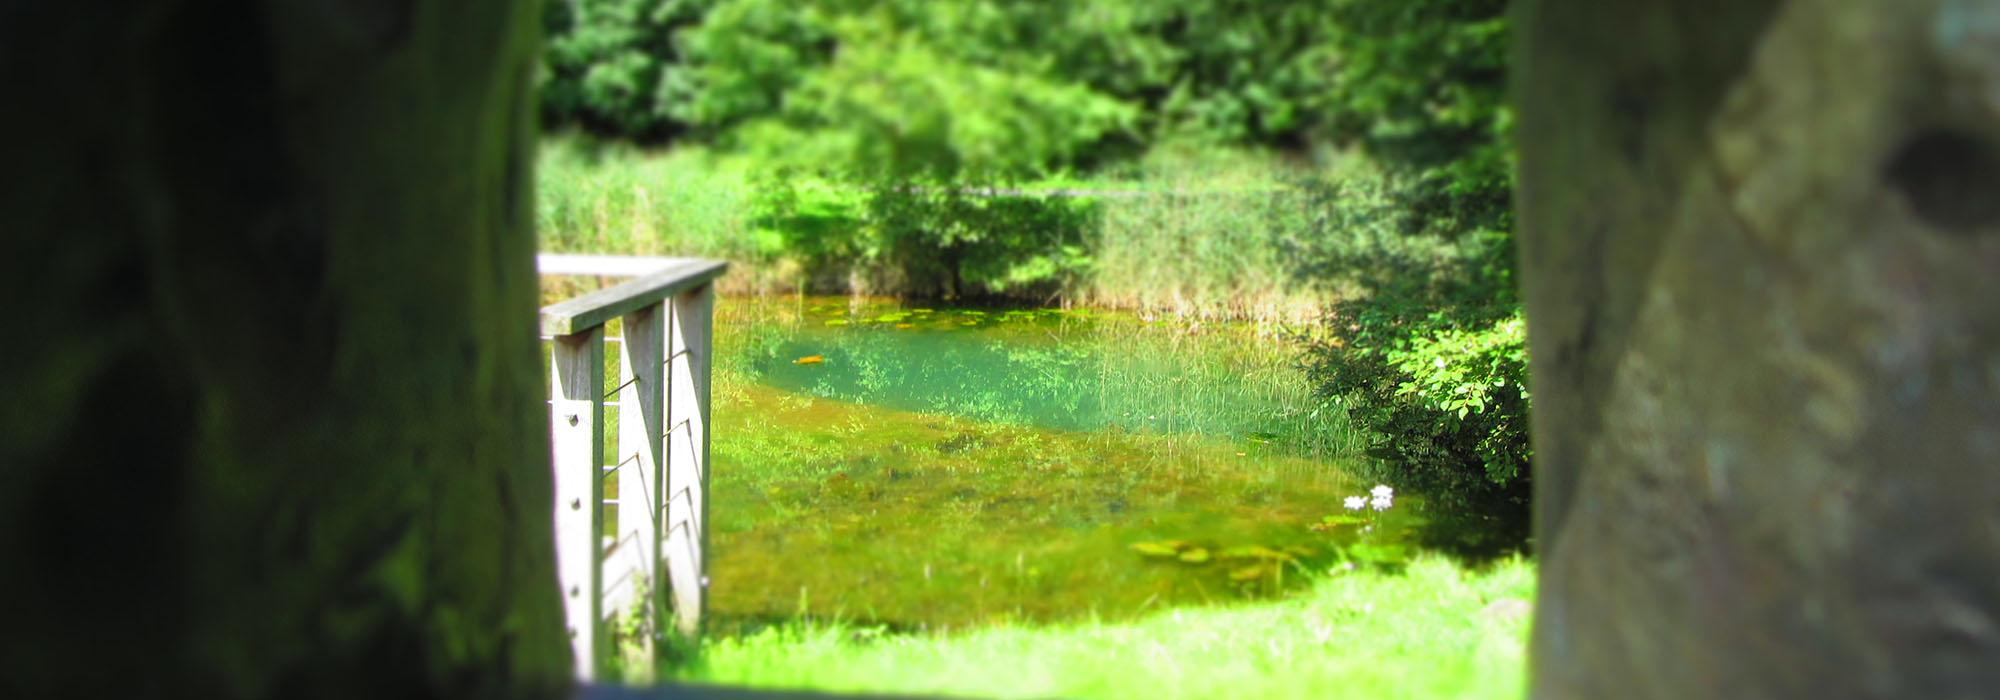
[540,255,728,335]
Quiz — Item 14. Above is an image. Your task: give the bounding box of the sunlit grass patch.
[680,556,1533,700]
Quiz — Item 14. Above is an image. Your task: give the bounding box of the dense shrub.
[863,185,1100,299]
[1309,301,1529,507]
[743,173,1099,298]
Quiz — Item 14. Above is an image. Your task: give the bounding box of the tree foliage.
[542,0,1383,168]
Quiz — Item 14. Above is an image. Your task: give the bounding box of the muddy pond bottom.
[704,296,1422,631]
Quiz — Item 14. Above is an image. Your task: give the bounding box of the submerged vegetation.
[704,297,1393,629]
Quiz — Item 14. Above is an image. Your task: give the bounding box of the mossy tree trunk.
[0,1,570,697]
[1517,0,2000,697]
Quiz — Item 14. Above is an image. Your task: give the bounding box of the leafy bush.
[1279,0,1523,508]
[1299,184,1527,507]
[862,184,1099,298]
[743,173,1099,298]
[1309,305,1528,505]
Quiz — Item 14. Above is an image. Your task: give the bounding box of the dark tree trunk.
[1517,0,2000,697]
[0,1,569,697]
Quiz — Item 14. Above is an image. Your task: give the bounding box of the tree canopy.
[541,0,1509,187]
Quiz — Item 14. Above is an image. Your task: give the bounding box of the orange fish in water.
[794,355,825,365]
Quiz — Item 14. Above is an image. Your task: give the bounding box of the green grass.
[674,556,1533,700]
[1084,144,1334,321]
[536,134,788,293]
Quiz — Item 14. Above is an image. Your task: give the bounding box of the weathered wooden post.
[665,282,716,638]
[551,329,609,679]
[616,304,669,657]
[1518,0,2000,696]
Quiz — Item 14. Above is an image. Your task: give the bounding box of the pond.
[699,296,1453,632]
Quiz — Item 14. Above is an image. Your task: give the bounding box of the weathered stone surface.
[1518,1,2000,697]
[0,1,569,697]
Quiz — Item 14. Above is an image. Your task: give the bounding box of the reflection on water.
[744,301,1356,449]
[703,296,1465,631]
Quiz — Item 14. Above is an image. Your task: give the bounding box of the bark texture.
[0,1,569,697]
[1518,1,2000,697]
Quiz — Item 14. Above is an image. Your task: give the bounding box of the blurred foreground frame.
[1517,0,2000,698]
[3,1,1998,700]
[0,0,566,697]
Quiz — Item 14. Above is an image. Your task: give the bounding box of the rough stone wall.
[0,2,570,697]
[1518,0,2000,697]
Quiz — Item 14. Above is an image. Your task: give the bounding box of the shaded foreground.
[679,557,1533,700]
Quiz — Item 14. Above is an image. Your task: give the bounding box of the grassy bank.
[535,136,1339,320]
[673,556,1532,700]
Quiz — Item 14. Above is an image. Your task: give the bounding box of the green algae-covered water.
[704,296,1434,632]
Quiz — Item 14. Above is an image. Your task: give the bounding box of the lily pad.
[1218,545,1291,561]
[1177,548,1211,564]
[1229,564,1273,581]
[1130,542,1180,558]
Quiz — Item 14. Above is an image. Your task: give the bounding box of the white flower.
[1370,484,1394,499]
[1370,495,1393,511]
[1344,496,1367,511]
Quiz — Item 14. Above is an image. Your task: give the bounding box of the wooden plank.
[540,254,703,278]
[600,531,647,621]
[663,282,715,637]
[542,258,728,336]
[551,327,607,680]
[612,302,667,654]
